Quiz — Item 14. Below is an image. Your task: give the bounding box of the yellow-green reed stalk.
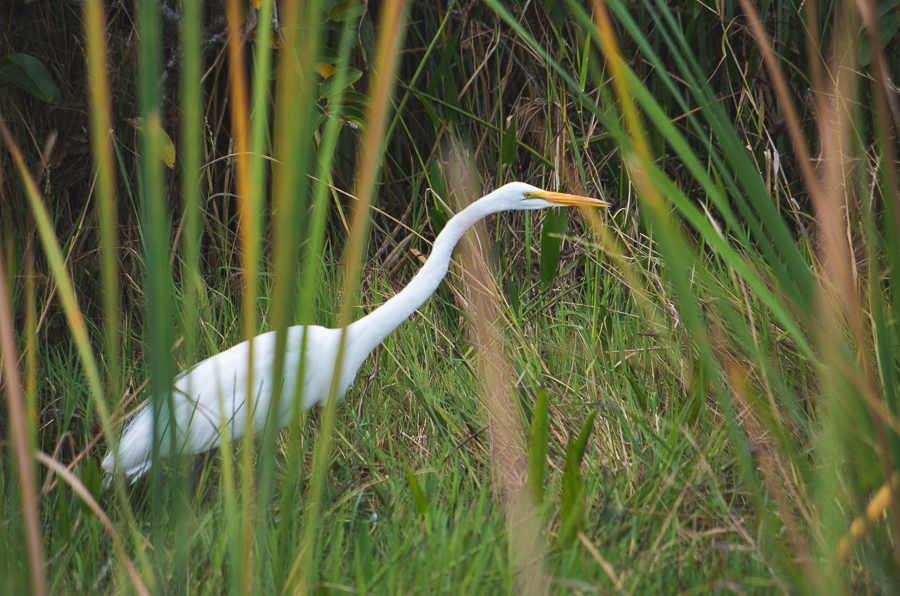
[135,0,172,563]
[274,13,358,592]
[177,0,204,424]
[258,0,310,584]
[24,249,36,456]
[256,0,344,558]
[255,0,309,515]
[83,0,156,586]
[222,0,275,592]
[172,0,204,589]
[298,0,410,590]
[83,0,121,401]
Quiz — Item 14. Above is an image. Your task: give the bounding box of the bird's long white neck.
[346,197,496,363]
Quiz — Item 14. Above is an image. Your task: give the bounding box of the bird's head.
[484,182,611,212]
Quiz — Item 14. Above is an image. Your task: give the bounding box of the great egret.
[102,182,609,480]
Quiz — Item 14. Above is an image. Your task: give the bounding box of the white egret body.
[102,182,609,480]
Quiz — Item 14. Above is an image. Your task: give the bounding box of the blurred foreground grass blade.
[136,0,173,558]
[0,240,45,595]
[178,0,204,382]
[276,23,359,593]
[83,0,120,401]
[257,0,310,516]
[298,0,410,590]
[222,0,271,590]
[170,0,205,588]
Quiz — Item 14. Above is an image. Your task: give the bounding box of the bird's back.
[102,324,354,480]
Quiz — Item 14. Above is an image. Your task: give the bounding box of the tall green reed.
[569,0,897,590]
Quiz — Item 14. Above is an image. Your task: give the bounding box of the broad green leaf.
[327,0,366,22]
[429,208,449,236]
[559,411,597,545]
[507,276,520,319]
[406,466,429,516]
[412,387,449,430]
[428,159,446,200]
[319,68,363,98]
[540,209,568,284]
[343,91,371,106]
[79,459,102,517]
[56,482,71,544]
[501,120,517,165]
[685,359,709,425]
[0,53,60,103]
[527,389,550,505]
[358,11,375,64]
[624,369,649,412]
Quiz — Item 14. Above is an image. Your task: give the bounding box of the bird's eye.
[523,192,533,198]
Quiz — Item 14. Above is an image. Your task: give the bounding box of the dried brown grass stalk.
[454,163,548,596]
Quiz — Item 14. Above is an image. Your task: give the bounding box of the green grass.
[28,250,768,594]
[2,0,900,593]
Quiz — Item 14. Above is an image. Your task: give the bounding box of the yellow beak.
[537,191,611,208]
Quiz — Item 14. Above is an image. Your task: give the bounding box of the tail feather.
[101,409,155,483]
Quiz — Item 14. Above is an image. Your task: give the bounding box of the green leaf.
[358,11,375,64]
[327,0,366,22]
[507,276,520,319]
[56,482,71,544]
[559,411,597,546]
[685,359,708,425]
[412,387,449,431]
[527,389,550,505]
[624,369,649,411]
[319,68,363,98]
[501,120,517,165]
[540,208,568,284]
[406,466,429,516]
[355,519,375,582]
[428,160,446,201]
[0,54,61,103]
[79,459,102,517]
[343,91,371,106]
[425,25,464,97]
[333,104,368,130]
